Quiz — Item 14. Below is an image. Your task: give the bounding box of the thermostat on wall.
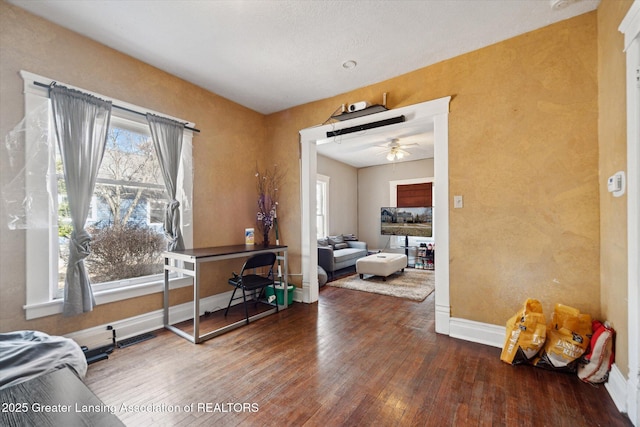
[607,171,625,197]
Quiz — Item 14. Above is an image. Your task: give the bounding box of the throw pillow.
[317,237,329,247]
[333,242,349,250]
[342,233,358,241]
[328,235,344,246]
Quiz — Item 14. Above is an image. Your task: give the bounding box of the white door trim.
[299,97,451,334]
[619,1,640,424]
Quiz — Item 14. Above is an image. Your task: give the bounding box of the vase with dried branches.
[255,164,284,247]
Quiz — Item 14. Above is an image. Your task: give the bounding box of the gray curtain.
[146,114,184,251]
[50,85,112,316]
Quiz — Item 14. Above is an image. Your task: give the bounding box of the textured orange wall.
[448,14,599,323]
[0,2,265,334]
[598,0,632,377]
[268,12,600,325]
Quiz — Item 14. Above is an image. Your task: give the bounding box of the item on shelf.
[413,242,434,270]
[245,228,254,245]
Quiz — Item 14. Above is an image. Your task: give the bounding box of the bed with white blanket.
[0,330,87,390]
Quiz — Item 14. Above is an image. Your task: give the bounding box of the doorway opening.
[299,97,452,334]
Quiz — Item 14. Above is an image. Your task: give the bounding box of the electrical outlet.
[454,195,463,209]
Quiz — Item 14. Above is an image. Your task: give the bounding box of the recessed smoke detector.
[550,0,579,10]
[342,60,357,69]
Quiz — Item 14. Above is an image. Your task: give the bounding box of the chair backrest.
[241,252,277,276]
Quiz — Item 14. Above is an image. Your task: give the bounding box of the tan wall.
[267,12,601,324]
[598,0,633,377]
[0,2,267,334]
[449,14,600,324]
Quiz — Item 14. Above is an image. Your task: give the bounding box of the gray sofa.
[318,234,368,278]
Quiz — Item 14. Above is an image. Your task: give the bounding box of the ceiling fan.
[380,139,417,161]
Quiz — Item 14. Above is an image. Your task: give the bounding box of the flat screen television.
[381,207,432,237]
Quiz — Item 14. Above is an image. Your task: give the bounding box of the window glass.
[316,178,328,238]
[56,121,168,293]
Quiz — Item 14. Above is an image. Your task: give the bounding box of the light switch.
[454,195,463,209]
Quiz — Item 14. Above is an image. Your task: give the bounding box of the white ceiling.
[9,0,600,167]
[317,124,435,168]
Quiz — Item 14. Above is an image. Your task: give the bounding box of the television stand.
[405,235,409,257]
[397,236,416,267]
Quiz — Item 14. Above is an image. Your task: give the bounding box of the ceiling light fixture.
[386,147,405,161]
[342,60,357,69]
[550,0,578,11]
[384,139,414,162]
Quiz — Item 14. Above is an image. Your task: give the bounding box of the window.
[55,119,169,296]
[316,174,330,238]
[397,183,432,207]
[21,70,193,319]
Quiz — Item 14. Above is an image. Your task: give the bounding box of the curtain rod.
[33,81,200,133]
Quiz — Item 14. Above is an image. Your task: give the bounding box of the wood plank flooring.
[84,286,632,426]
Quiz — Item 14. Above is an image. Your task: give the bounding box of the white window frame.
[316,174,330,238]
[21,70,194,320]
[147,198,166,227]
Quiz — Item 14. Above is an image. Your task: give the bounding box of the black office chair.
[224,252,279,324]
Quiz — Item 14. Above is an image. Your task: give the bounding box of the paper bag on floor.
[532,303,592,373]
[500,298,546,365]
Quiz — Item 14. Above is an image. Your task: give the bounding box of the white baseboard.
[293,286,304,304]
[66,288,302,347]
[449,317,506,348]
[606,363,629,413]
[435,303,451,335]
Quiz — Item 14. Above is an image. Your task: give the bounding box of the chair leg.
[224,287,238,317]
[241,288,250,324]
[256,288,267,308]
[253,289,260,308]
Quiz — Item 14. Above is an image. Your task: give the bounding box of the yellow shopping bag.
[532,303,592,372]
[500,299,546,365]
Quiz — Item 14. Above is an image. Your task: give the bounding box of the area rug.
[327,269,435,301]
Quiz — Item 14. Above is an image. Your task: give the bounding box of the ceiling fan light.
[386,152,395,161]
[396,151,404,159]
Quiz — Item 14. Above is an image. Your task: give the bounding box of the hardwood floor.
[84,287,632,426]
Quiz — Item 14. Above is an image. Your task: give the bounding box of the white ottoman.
[356,253,407,281]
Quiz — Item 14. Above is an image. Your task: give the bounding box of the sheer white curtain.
[50,85,112,316]
[146,114,185,251]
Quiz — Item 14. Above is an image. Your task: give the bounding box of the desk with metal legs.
[163,244,288,344]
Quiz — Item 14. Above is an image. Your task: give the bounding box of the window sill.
[23,276,193,320]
